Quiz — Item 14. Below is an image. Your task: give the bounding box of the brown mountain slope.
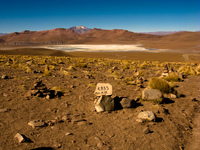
[141,31,200,50]
[79,28,161,44]
[0,29,199,50]
[0,28,79,44]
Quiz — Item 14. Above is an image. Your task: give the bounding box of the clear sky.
[0,0,199,33]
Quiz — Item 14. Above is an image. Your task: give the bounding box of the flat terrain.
[0,50,200,150]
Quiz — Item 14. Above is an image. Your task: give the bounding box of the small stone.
[25,91,32,97]
[137,111,156,122]
[2,75,8,79]
[28,120,45,128]
[66,132,73,135]
[0,108,10,113]
[97,141,104,148]
[14,133,26,143]
[136,118,143,123]
[192,98,197,101]
[61,115,69,121]
[170,94,176,99]
[163,70,169,73]
[143,127,150,134]
[112,66,118,70]
[72,119,87,124]
[120,98,136,108]
[46,94,50,99]
[77,121,88,126]
[3,93,8,97]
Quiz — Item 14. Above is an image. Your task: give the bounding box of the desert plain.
[0,29,200,150]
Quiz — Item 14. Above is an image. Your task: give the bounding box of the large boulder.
[142,89,162,100]
[137,111,156,122]
[94,95,114,112]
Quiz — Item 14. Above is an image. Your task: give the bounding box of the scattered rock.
[77,121,89,126]
[170,94,176,99]
[136,118,143,123]
[14,133,26,143]
[112,66,118,70]
[97,141,104,148]
[3,93,8,97]
[137,111,156,122]
[66,132,73,135]
[192,98,197,101]
[61,115,69,121]
[72,119,87,124]
[2,75,8,79]
[28,120,45,128]
[94,95,115,112]
[46,94,50,99]
[120,98,136,108]
[0,108,10,113]
[142,89,162,100]
[143,127,150,134]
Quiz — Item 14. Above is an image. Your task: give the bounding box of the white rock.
[94,83,112,96]
[137,111,156,121]
[28,120,45,128]
[142,89,162,100]
[14,133,25,143]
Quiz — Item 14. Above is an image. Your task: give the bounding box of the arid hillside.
[0,28,200,50]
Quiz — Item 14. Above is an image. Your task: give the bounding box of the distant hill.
[0,28,199,50]
[69,26,92,34]
[142,31,179,36]
[0,33,7,36]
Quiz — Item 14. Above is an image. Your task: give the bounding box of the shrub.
[184,67,196,75]
[43,65,52,76]
[75,63,87,68]
[148,77,172,94]
[196,65,200,72]
[179,66,196,75]
[26,66,32,73]
[164,72,180,82]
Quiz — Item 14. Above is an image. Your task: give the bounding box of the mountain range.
[0,26,199,50]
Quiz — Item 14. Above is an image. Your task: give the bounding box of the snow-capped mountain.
[69,26,92,34]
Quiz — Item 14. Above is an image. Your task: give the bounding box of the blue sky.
[0,0,199,33]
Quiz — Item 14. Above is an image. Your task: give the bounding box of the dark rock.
[120,98,136,108]
[2,75,8,79]
[94,95,115,112]
[143,127,150,134]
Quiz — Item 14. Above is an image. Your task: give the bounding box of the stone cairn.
[25,80,63,99]
[161,64,169,77]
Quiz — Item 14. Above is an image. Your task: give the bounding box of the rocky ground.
[0,53,200,150]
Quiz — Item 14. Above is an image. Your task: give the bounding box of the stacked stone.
[25,80,62,99]
[161,65,169,77]
[137,76,144,88]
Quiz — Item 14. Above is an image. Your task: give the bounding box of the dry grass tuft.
[148,77,172,94]
[164,72,180,82]
[43,65,52,76]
